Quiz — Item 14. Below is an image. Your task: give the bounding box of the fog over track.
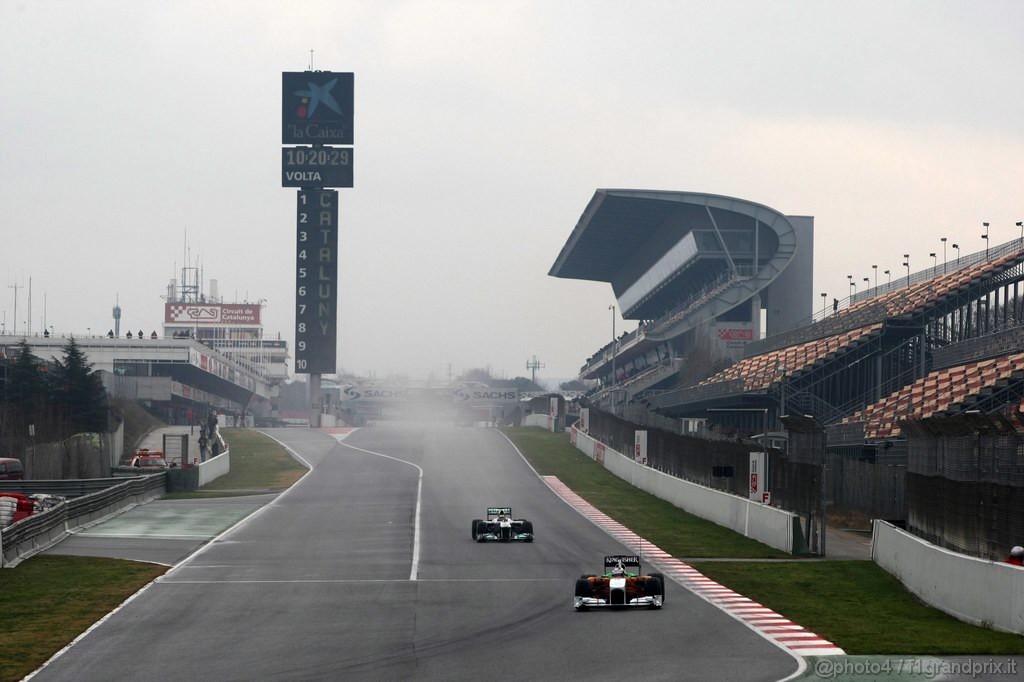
[30,425,798,681]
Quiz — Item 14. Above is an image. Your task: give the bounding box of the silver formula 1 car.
[574,555,665,610]
[471,507,534,542]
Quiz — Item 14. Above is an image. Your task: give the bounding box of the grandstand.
[553,191,1024,444]
[553,188,1024,556]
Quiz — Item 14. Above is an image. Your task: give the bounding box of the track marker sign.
[634,430,648,465]
[749,451,769,502]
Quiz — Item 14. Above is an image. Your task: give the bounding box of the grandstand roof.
[550,189,802,321]
[549,189,795,282]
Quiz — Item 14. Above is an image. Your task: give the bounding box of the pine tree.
[2,340,48,424]
[50,338,108,433]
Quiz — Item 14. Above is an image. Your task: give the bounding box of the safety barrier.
[569,426,804,554]
[523,414,556,431]
[871,520,1024,635]
[0,474,166,568]
[197,449,230,487]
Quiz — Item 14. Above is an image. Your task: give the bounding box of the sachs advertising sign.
[165,303,261,326]
[339,385,408,401]
[452,386,519,404]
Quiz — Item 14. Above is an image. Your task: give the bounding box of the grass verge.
[505,426,1024,654]
[502,427,787,559]
[691,561,1024,655]
[0,556,166,681]
[162,428,307,499]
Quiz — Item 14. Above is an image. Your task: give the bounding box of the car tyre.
[471,519,483,540]
[650,572,666,603]
[647,577,664,608]
[574,578,592,598]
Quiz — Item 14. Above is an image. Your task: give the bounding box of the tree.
[508,376,545,393]
[2,340,49,426]
[50,338,108,433]
[559,379,589,391]
[459,367,494,384]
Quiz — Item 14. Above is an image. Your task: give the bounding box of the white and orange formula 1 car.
[573,555,665,610]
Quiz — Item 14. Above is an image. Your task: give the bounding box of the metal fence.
[906,474,1024,559]
[586,403,909,527]
[584,404,820,514]
[900,414,1024,558]
[826,455,905,520]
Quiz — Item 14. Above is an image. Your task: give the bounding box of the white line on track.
[330,437,423,582]
[158,578,565,584]
[75,534,219,539]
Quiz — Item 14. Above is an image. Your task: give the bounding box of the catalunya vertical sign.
[295,190,338,373]
[283,71,354,376]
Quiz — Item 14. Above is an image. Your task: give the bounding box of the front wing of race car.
[574,575,664,610]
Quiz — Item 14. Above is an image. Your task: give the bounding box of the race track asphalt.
[29,425,800,681]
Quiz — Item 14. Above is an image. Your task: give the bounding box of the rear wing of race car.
[487,507,513,520]
[604,555,642,571]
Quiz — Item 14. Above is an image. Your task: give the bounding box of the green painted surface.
[77,501,264,538]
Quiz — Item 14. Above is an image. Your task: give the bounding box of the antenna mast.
[526,355,545,385]
[8,280,21,336]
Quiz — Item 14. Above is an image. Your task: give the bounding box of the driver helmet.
[1011,546,1024,558]
[611,564,625,577]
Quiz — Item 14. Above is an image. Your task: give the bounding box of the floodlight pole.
[609,304,617,401]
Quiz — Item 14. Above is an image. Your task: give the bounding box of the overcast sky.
[2,0,1022,385]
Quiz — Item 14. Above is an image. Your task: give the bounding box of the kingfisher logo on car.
[603,555,641,567]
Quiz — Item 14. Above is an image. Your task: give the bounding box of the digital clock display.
[282,146,354,188]
[284,147,350,166]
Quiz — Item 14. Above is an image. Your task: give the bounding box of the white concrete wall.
[569,426,798,553]
[197,448,230,486]
[872,520,1024,635]
[523,414,550,429]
